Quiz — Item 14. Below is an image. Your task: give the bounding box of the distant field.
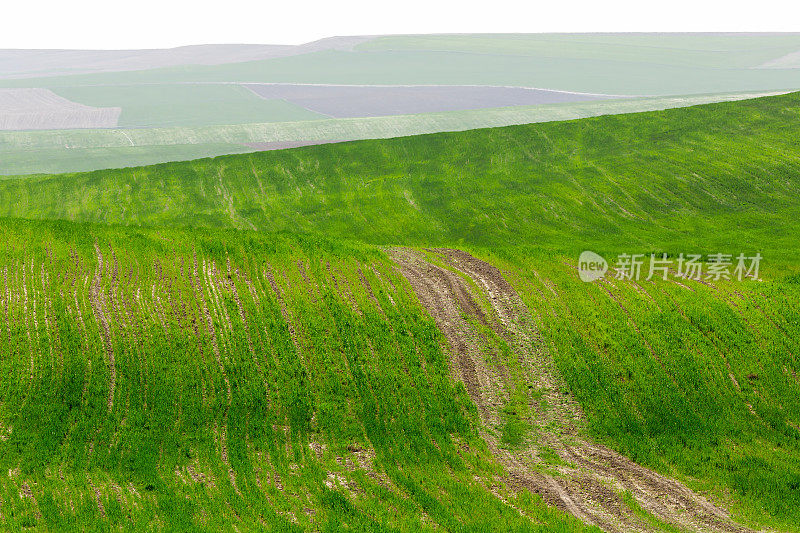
[0,88,119,130]
[53,84,326,127]
[244,83,612,118]
[357,33,800,68]
[0,38,372,79]
[243,140,345,150]
[0,91,783,175]
[2,33,799,176]
[5,48,800,96]
[762,50,800,68]
[0,143,253,176]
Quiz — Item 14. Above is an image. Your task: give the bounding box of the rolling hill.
[0,92,798,531]
[1,92,799,264]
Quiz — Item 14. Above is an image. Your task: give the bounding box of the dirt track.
[390,248,751,533]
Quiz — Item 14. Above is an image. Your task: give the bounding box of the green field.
[2,92,798,263]
[4,33,800,177]
[5,44,800,95]
[357,33,800,68]
[52,84,326,128]
[0,92,799,530]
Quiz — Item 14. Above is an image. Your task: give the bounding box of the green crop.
[1,92,799,530]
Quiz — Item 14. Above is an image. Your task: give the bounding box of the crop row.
[0,222,583,530]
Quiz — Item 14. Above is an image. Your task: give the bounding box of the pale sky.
[5,0,800,49]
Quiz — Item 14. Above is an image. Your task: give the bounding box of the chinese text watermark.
[578,251,761,283]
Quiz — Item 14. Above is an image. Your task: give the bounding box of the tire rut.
[90,242,116,413]
[390,247,751,533]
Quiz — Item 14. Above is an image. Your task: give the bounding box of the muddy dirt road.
[390,248,750,533]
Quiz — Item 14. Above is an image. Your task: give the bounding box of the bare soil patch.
[390,248,750,533]
[0,89,120,130]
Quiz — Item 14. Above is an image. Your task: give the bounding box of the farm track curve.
[390,247,751,533]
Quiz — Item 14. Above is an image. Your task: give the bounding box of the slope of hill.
[0,93,799,531]
[0,220,599,531]
[1,92,798,263]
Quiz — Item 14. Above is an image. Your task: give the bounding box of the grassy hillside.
[0,220,593,531]
[501,251,800,529]
[2,92,799,264]
[1,92,799,530]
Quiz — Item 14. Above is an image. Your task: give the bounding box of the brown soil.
[87,477,106,518]
[90,243,116,412]
[19,482,42,521]
[390,247,750,533]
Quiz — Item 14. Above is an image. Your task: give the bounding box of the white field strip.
[55,80,635,99]
[0,89,120,130]
[237,81,634,98]
[759,50,800,69]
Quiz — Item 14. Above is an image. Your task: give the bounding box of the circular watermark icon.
[578,251,608,282]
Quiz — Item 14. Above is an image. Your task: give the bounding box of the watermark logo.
[577,251,762,282]
[578,251,608,282]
